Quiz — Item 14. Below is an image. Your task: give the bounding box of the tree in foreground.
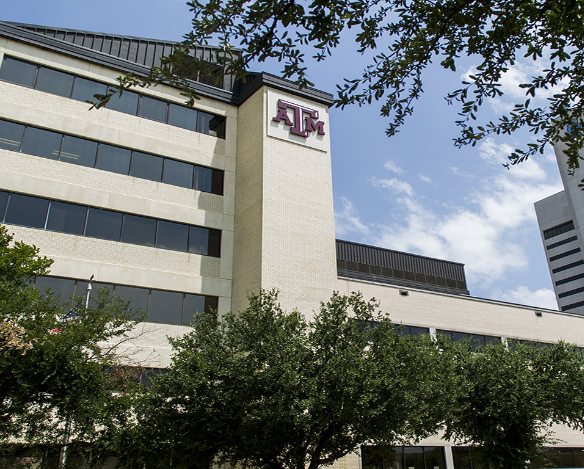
[96,0,584,173]
[0,226,140,467]
[441,338,584,469]
[116,290,451,469]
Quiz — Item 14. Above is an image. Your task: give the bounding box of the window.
[0,120,24,151]
[168,104,197,131]
[139,96,167,122]
[34,276,219,326]
[544,221,575,240]
[85,208,123,241]
[549,248,581,262]
[436,329,501,351]
[552,260,584,274]
[1,118,224,194]
[46,201,87,235]
[60,135,98,167]
[362,446,445,469]
[71,76,107,102]
[95,144,131,174]
[4,194,49,229]
[121,215,156,247]
[148,290,184,324]
[0,56,226,139]
[0,56,37,87]
[157,221,189,252]
[163,159,194,188]
[21,127,62,160]
[547,236,578,250]
[105,88,140,114]
[35,67,74,97]
[130,151,163,182]
[35,277,77,305]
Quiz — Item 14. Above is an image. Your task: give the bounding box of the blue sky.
[2,0,564,309]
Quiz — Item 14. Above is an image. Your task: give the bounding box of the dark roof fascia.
[0,22,235,104]
[338,269,470,296]
[4,21,181,46]
[236,72,335,108]
[336,238,466,267]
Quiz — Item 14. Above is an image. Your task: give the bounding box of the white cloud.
[337,150,563,293]
[461,55,570,112]
[419,174,432,183]
[384,159,405,174]
[371,177,414,196]
[493,285,558,310]
[334,197,370,239]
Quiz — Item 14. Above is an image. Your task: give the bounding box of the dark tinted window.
[71,77,108,102]
[0,191,8,220]
[121,215,156,247]
[36,67,74,97]
[114,285,150,315]
[157,220,188,252]
[95,144,131,174]
[168,104,197,131]
[21,127,62,160]
[85,208,122,241]
[139,96,167,122]
[198,111,225,138]
[195,166,213,193]
[188,226,209,255]
[163,159,193,188]
[60,135,98,167]
[148,290,183,324]
[46,201,87,235]
[183,294,206,324]
[208,229,221,257]
[106,89,139,115]
[35,277,76,304]
[130,152,163,182]
[5,194,49,229]
[0,57,37,87]
[0,120,25,151]
[211,168,224,195]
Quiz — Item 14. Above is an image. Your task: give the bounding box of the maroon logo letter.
[272,99,326,138]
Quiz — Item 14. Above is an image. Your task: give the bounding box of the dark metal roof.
[336,239,469,295]
[0,21,334,107]
[336,239,466,280]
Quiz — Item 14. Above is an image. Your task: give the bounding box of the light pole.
[58,274,94,469]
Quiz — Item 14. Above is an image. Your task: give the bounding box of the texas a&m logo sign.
[267,91,328,151]
[272,99,325,138]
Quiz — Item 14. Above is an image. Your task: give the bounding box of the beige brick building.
[1,20,583,469]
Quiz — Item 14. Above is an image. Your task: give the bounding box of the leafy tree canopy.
[116,290,451,469]
[441,337,584,469]
[0,225,141,464]
[99,0,584,175]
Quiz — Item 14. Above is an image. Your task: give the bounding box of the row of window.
[549,247,582,262]
[36,276,218,326]
[552,260,584,274]
[0,191,221,257]
[362,445,445,469]
[435,330,501,351]
[547,235,578,250]
[556,272,584,286]
[363,445,584,469]
[562,300,584,312]
[544,220,575,240]
[0,119,224,195]
[0,56,226,138]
